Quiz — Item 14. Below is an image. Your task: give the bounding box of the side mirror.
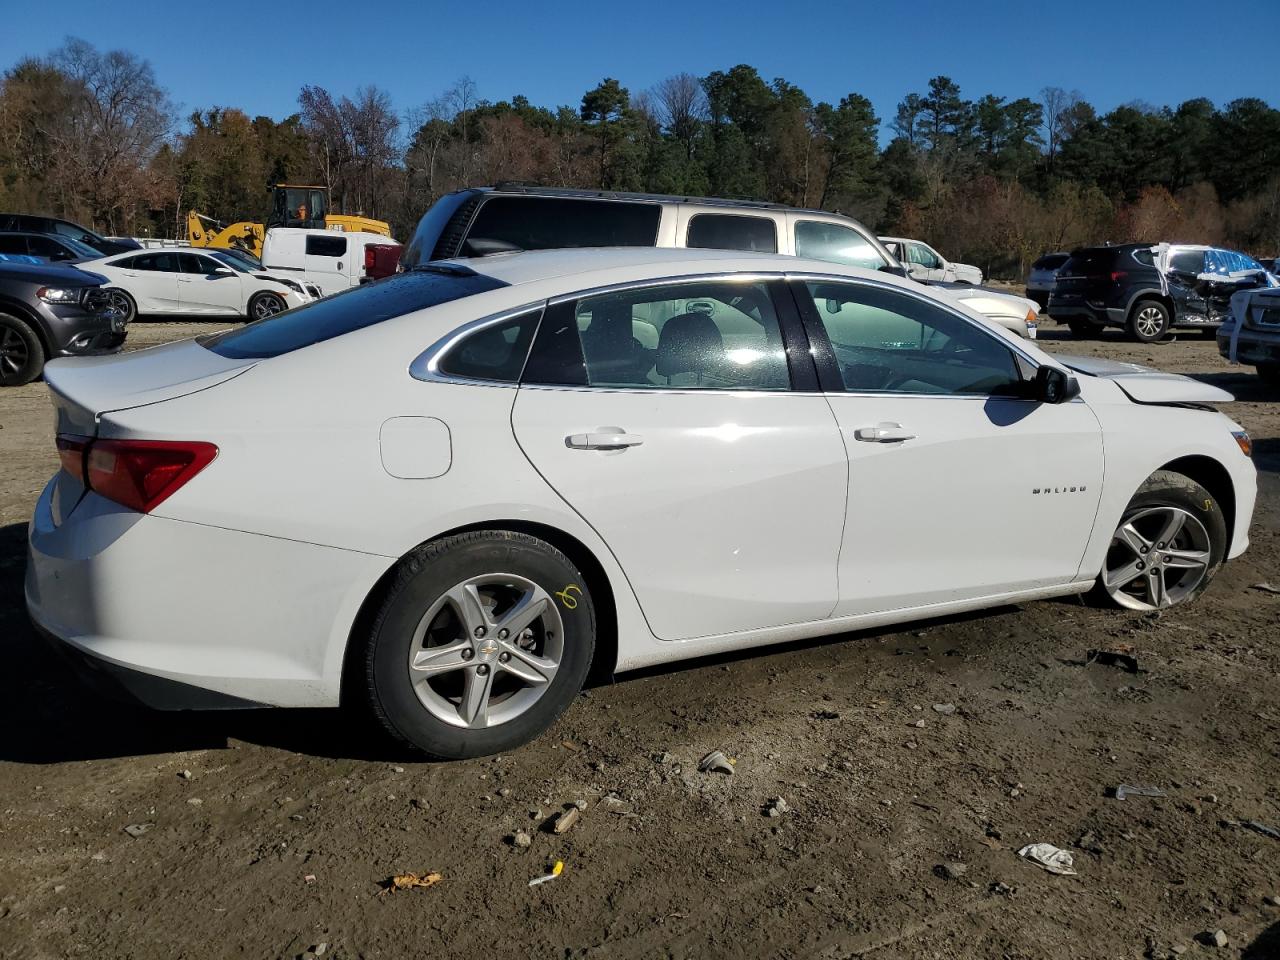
[212,266,234,276]
[1032,365,1080,404]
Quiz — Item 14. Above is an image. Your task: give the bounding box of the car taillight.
[55,435,90,482]
[1110,271,1128,283]
[55,435,218,513]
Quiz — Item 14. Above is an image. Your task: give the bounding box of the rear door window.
[795,221,886,269]
[464,196,660,254]
[202,266,509,359]
[686,214,777,253]
[1168,249,1206,276]
[0,235,27,255]
[133,252,181,272]
[306,235,347,258]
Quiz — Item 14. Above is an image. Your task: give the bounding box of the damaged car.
[1049,243,1275,342]
[1218,285,1280,383]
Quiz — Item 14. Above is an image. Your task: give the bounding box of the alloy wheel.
[108,290,133,321]
[1134,306,1165,339]
[252,295,285,319]
[1103,506,1212,610]
[407,573,564,729]
[0,327,30,383]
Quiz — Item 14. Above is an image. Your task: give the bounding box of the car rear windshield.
[200,265,508,359]
[463,196,661,254]
[1032,253,1069,270]
[1062,248,1121,274]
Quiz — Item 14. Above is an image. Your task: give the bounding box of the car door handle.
[565,429,644,451]
[854,423,915,443]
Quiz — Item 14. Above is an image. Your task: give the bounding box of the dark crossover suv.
[0,231,103,263]
[1049,243,1274,342]
[0,260,126,385]
[0,214,141,257]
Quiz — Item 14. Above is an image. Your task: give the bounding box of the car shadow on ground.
[0,518,1045,766]
[1188,369,1279,404]
[1244,921,1280,958]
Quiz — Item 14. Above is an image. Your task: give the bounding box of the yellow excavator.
[186,184,391,259]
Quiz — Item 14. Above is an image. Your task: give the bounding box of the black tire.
[1127,299,1171,343]
[105,287,137,324]
[363,530,596,759]
[1066,318,1103,338]
[1256,363,1280,384]
[1091,469,1227,609]
[0,312,45,386]
[248,292,286,321]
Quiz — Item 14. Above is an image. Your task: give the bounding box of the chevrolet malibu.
[27,249,1257,758]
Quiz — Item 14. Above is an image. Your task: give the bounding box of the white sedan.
[880,236,984,285]
[77,249,318,322]
[28,249,1257,758]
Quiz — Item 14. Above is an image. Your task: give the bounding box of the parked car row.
[401,185,1037,338]
[1033,243,1276,342]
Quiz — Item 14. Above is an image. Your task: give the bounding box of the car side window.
[795,221,887,270]
[0,235,27,254]
[908,244,941,269]
[180,253,213,274]
[437,310,541,383]
[686,215,778,254]
[134,252,180,273]
[803,280,1023,396]
[1168,249,1205,276]
[569,280,789,390]
[306,235,347,258]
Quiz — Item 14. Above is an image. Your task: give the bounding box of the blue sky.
[1,0,1274,140]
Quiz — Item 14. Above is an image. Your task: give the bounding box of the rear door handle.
[565,428,644,451]
[854,422,915,443]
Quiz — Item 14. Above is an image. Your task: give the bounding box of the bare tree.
[445,76,478,182]
[1040,86,1081,169]
[652,73,706,158]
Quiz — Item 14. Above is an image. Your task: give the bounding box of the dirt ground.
[0,319,1277,960]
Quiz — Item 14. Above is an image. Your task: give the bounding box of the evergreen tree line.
[2,40,1278,278]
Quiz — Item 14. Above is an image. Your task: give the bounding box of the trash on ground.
[1111,784,1167,801]
[303,874,316,884]
[1219,818,1280,841]
[1251,582,1280,595]
[380,871,443,894]
[932,703,957,715]
[1196,929,1229,948]
[1085,646,1142,673]
[936,861,967,880]
[698,750,735,775]
[764,796,791,818]
[1017,843,1078,876]
[811,709,840,720]
[552,807,580,835]
[528,860,564,887]
[123,823,153,838]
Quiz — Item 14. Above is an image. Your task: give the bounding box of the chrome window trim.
[409,301,546,387]
[787,270,1045,369]
[545,271,784,306]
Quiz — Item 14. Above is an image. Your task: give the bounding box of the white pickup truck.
[260,228,402,298]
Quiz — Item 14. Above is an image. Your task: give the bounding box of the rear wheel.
[1128,300,1170,342]
[106,288,137,324]
[1066,318,1103,338]
[363,530,596,759]
[0,313,44,386]
[1096,470,1225,610]
[248,292,286,321]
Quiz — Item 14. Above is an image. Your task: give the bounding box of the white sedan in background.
[28,249,1256,759]
[880,236,984,285]
[77,249,318,322]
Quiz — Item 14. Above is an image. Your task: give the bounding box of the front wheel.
[1096,470,1226,610]
[248,292,287,321]
[0,313,45,386]
[363,531,596,759]
[1128,300,1170,342]
[105,288,137,324]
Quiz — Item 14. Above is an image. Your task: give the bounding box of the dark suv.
[1049,243,1273,342]
[0,260,126,385]
[0,214,140,257]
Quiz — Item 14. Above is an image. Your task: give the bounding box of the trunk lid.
[45,338,256,438]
